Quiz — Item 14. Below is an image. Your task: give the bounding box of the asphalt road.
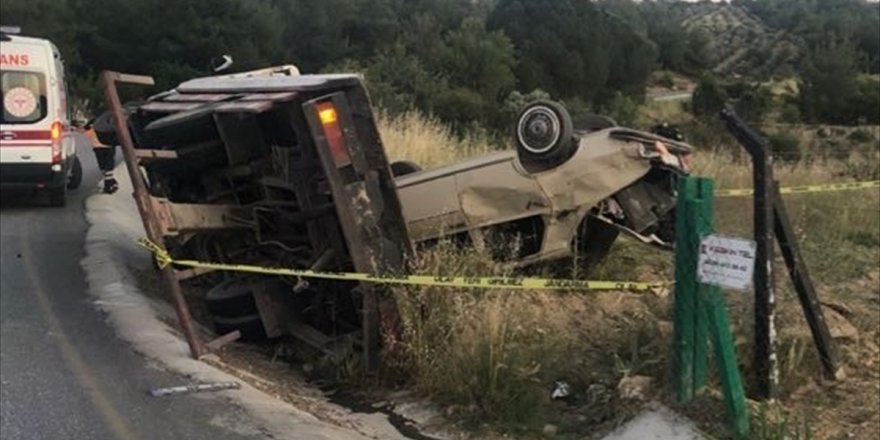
[0,135,266,440]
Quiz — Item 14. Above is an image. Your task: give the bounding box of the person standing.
[80,120,119,194]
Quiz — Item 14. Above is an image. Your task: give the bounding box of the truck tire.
[67,156,83,190]
[205,278,260,318]
[212,314,267,341]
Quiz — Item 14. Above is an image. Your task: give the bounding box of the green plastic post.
[706,286,750,437]
[673,176,698,402]
[696,177,750,437]
[693,178,715,393]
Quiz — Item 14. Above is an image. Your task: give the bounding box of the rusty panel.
[213,101,274,114]
[150,196,247,236]
[140,101,201,113]
[240,91,297,102]
[134,149,178,160]
[163,93,234,102]
[177,74,360,94]
[253,285,289,339]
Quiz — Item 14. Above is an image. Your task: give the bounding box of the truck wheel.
[577,216,620,273]
[212,314,268,341]
[515,100,575,171]
[49,186,67,207]
[205,278,260,318]
[67,156,83,190]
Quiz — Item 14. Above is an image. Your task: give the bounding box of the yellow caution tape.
[716,180,879,198]
[137,238,668,292]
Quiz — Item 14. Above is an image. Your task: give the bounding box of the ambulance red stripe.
[0,130,53,140]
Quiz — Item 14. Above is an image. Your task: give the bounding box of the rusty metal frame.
[302,89,413,373]
[100,71,241,358]
[150,197,245,236]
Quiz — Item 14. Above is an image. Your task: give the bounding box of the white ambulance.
[1,27,81,206]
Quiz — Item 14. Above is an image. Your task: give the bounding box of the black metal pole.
[720,108,778,399]
[772,182,841,379]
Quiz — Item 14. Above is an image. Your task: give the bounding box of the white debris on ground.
[80,164,411,440]
[601,403,705,440]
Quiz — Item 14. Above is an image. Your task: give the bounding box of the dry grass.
[373,110,880,438]
[376,110,494,169]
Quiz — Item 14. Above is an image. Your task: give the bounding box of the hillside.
[674,2,806,78]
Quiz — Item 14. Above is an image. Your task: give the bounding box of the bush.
[691,74,728,119]
[658,72,676,89]
[847,129,874,144]
[780,103,801,124]
[767,132,802,162]
[604,92,641,127]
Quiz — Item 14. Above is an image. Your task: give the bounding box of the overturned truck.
[98,71,693,366]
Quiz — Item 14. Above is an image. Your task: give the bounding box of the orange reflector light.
[318,106,337,125]
[316,101,351,168]
[50,121,63,164]
[50,121,62,141]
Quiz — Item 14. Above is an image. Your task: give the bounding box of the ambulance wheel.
[67,156,83,190]
[49,186,67,207]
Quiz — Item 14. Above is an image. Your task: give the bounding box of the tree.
[691,74,728,118]
[488,0,656,106]
[430,17,517,129]
[799,43,861,124]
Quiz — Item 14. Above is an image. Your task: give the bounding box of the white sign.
[697,234,757,291]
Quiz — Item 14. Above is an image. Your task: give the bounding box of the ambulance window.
[1,71,47,124]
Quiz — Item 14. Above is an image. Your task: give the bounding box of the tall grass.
[373,110,880,436]
[376,110,494,169]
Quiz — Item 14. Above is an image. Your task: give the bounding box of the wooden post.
[772,182,840,378]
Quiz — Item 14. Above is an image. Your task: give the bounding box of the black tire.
[390,160,422,177]
[205,278,260,318]
[515,100,575,171]
[48,186,66,207]
[67,156,83,190]
[212,314,268,342]
[578,216,620,273]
